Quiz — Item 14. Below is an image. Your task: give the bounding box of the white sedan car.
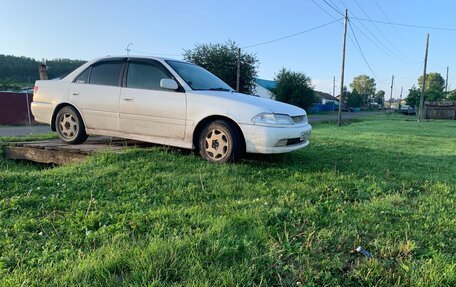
[32,56,312,163]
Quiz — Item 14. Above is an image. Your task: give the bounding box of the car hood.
[189,90,306,116]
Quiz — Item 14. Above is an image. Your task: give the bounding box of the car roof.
[94,55,183,62]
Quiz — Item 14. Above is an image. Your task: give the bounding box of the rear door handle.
[72,92,79,96]
[122,97,133,101]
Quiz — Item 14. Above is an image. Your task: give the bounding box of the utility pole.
[333,76,336,98]
[389,75,394,109]
[338,9,348,127]
[418,33,429,122]
[236,48,241,92]
[445,66,449,92]
[399,86,403,110]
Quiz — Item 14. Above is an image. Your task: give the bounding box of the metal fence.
[424,101,456,120]
[0,92,36,125]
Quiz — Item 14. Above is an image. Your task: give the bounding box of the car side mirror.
[160,79,178,90]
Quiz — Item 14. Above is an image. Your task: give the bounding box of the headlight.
[252,113,295,125]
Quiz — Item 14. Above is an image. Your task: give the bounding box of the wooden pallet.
[3,137,154,165]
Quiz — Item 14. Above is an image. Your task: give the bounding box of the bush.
[273,68,315,110]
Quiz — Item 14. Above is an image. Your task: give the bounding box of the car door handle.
[122,97,133,101]
[72,92,79,96]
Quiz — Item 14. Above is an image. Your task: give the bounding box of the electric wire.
[241,19,341,49]
[321,0,344,16]
[351,0,412,60]
[349,21,420,65]
[351,17,456,31]
[312,0,343,21]
[348,20,385,83]
[372,0,416,54]
[335,0,416,64]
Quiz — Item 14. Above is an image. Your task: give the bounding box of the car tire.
[198,120,242,163]
[55,106,88,144]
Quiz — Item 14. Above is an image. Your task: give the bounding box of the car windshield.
[167,60,233,91]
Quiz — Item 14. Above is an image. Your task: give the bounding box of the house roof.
[315,91,339,101]
[254,78,276,90]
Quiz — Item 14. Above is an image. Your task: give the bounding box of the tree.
[183,40,258,94]
[349,75,376,107]
[348,90,363,108]
[374,90,385,106]
[0,54,86,88]
[418,72,445,102]
[447,90,456,101]
[273,68,315,110]
[405,86,421,108]
[0,79,21,91]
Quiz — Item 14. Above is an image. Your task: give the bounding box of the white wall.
[321,98,338,105]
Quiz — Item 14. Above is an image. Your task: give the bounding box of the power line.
[351,0,412,61]
[321,0,344,16]
[331,0,416,64]
[351,17,456,31]
[349,21,420,65]
[348,19,384,83]
[312,0,343,21]
[311,0,360,67]
[311,0,359,58]
[241,19,341,49]
[395,76,419,80]
[312,1,384,84]
[372,0,416,54]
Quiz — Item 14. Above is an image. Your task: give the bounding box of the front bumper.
[239,123,312,154]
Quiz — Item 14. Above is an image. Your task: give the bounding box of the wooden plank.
[4,146,87,165]
[11,140,60,147]
[3,136,157,165]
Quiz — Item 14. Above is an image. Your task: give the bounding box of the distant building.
[384,99,406,109]
[314,91,339,105]
[253,78,276,99]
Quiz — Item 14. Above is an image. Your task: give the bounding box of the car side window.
[89,61,123,86]
[74,67,90,84]
[127,61,173,90]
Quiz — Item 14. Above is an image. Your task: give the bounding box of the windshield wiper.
[206,87,231,92]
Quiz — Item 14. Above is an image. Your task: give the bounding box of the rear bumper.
[31,101,54,125]
[240,123,312,154]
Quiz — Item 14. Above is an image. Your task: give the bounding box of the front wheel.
[55,106,88,144]
[198,120,242,163]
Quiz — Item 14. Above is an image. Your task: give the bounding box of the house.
[314,91,339,105]
[253,78,276,99]
[384,99,406,109]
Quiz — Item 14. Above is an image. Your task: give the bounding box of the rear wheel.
[198,120,242,163]
[55,106,88,144]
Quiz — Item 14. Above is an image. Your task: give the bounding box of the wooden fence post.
[39,64,48,80]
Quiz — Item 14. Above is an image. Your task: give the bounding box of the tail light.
[33,86,39,93]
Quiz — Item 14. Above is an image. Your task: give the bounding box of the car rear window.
[89,61,123,86]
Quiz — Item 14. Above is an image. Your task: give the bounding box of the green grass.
[0,114,455,286]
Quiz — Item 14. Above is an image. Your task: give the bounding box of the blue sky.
[2,0,456,98]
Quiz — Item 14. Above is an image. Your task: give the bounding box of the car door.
[119,59,186,139]
[69,59,125,132]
